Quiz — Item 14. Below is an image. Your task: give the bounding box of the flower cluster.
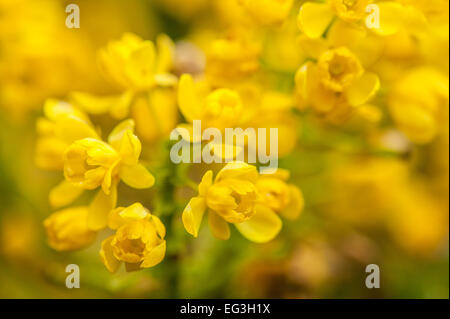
[20,0,447,277]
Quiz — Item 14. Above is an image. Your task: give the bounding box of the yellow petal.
[70,91,133,119]
[346,72,380,106]
[297,2,335,38]
[373,2,404,36]
[120,163,155,189]
[107,119,135,149]
[107,207,126,230]
[88,187,117,231]
[178,74,202,122]
[49,180,84,208]
[151,215,166,239]
[118,202,149,220]
[141,240,166,268]
[235,204,282,243]
[101,159,120,195]
[215,161,259,183]
[280,185,304,220]
[55,116,99,143]
[296,35,328,60]
[126,41,157,86]
[198,170,213,197]
[154,73,178,87]
[44,99,88,122]
[118,130,142,165]
[208,212,230,240]
[156,34,174,73]
[327,20,367,47]
[99,236,121,273]
[182,196,206,237]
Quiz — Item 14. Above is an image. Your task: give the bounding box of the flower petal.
[118,130,142,165]
[235,204,282,243]
[208,212,230,240]
[70,91,133,119]
[178,74,202,122]
[346,72,380,106]
[120,163,155,189]
[55,116,99,143]
[125,41,157,88]
[88,187,117,231]
[373,2,404,36]
[49,180,84,208]
[327,20,367,47]
[100,236,121,273]
[107,119,135,149]
[182,196,206,237]
[140,240,166,268]
[215,161,259,183]
[280,185,304,220]
[156,34,174,73]
[118,202,149,220]
[151,215,166,239]
[297,2,335,38]
[198,170,213,197]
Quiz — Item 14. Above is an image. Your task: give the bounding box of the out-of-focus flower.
[0,0,97,118]
[295,47,380,120]
[237,84,299,157]
[1,215,37,259]
[388,67,449,144]
[99,33,176,91]
[35,99,98,171]
[256,169,304,220]
[63,119,155,230]
[70,33,178,143]
[388,184,449,256]
[100,203,166,273]
[297,0,426,38]
[177,74,243,137]
[44,206,96,251]
[35,99,100,209]
[238,0,294,26]
[182,162,282,242]
[205,29,261,86]
[330,158,449,256]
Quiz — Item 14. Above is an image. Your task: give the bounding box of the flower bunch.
[24,0,448,279]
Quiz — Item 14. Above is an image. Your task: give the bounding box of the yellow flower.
[388,67,449,144]
[297,0,427,38]
[205,29,261,86]
[0,0,97,118]
[256,169,304,220]
[44,206,96,251]
[63,119,155,230]
[35,99,102,209]
[295,47,380,118]
[35,99,98,171]
[237,84,299,157]
[238,0,294,26]
[70,33,178,142]
[100,203,166,273]
[177,74,243,137]
[182,162,282,243]
[98,32,176,91]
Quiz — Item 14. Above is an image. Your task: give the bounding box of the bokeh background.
[0,0,448,298]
